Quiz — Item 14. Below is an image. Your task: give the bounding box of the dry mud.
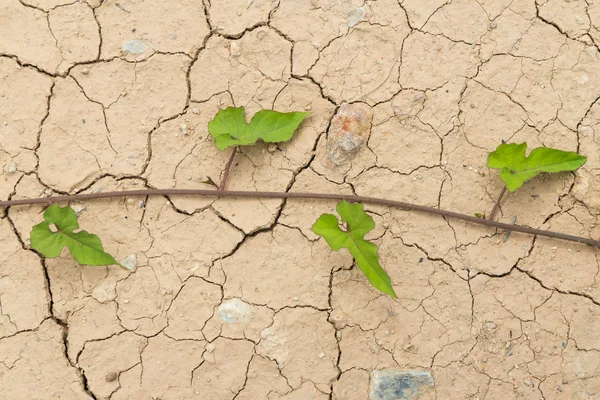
[1,0,600,399]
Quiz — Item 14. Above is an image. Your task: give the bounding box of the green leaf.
[30,204,118,266]
[312,201,397,298]
[208,106,310,150]
[487,142,587,192]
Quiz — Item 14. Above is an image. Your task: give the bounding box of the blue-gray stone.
[369,370,434,400]
[348,7,366,28]
[121,40,147,55]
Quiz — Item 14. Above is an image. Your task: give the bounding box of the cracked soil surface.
[2,0,600,399]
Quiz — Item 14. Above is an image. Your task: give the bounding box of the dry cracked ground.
[2,0,600,399]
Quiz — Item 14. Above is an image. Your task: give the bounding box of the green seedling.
[207,106,310,190]
[30,203,118,266]
[487,142,587,192]
[312,201,397,298]
[486,142,587,220]
[208,106,310,150]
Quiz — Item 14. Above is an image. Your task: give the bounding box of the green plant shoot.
[30,204,118,266]
[487,142,587,192]
[312,201,397,298]
[208,106,310,150]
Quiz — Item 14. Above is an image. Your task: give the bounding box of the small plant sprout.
[208,106,310,150]
[208,106,310,190]
[30,203,119,266]
[486,142,587,220]
[312,201,397,298]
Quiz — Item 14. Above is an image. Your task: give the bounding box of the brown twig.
[218,147,238,191]
[488,186,507,221]
[2,188,599,247]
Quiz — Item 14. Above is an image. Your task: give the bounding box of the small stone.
[191,107,200,115]
[318,352,325,358]
[6,162,17,174]
[105,372,118,382]
[267,144,277,153]
[120,254,137,272]
[327,102,373,166]
[491,21,497,29]
[369,370,434,400]
[347,7,366,27]
[71,204,86,216]
[179,123,189,135]
[230,41,241,57]
[81,68,89,75]
[123,299,130,304]
[121,39,147,55]
[205,343,215,353]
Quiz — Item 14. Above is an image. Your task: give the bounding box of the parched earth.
[1,0,600,399]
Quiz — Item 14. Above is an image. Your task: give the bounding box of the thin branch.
[2,188,599,247]
[488,186,507,221]
[218,147,237,191]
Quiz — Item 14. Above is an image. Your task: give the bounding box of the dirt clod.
[105,372,118,382]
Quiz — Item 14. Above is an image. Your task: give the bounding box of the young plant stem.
[218,147,238,191]
[488,186,507,221]
[2,188,599,247]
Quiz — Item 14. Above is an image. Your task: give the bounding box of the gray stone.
[217,298,253,323]
[327,102,373,166]
[120,254,137,272]
[121,40,147,54]
[369,370,435,400]
[348,7,367,27]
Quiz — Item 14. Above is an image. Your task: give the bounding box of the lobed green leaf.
[312,201,397,298]
[30,204,118,266]
[487,142,587,191]
[208,106,310,150]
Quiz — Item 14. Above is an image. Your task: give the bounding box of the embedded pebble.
[6,162,17,174]
[370,370,435,399]
[348,7,366,27]
[230,41,241,57]
[327,102,373,166]
[105,372,118,382]
[120,254,137,272]
[121,40,147,55]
